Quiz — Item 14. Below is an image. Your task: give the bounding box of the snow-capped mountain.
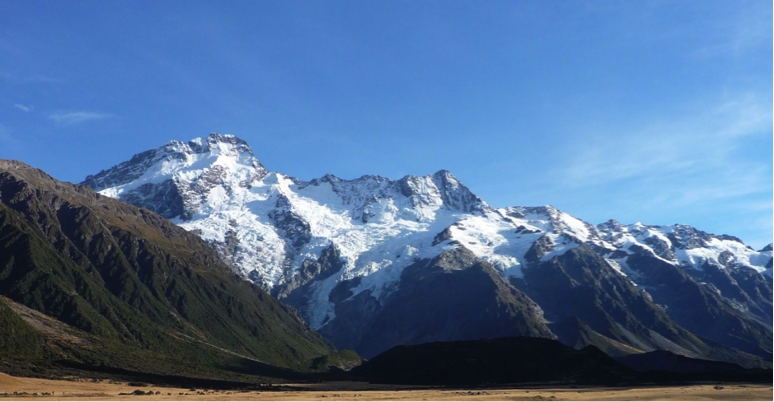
[84,133,773,363]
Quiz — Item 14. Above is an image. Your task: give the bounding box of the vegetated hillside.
[350,337,635,385]
[0,160,353,381]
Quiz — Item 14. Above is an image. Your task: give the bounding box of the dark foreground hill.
[615,350,773,384]
[0,160,356,382]
[349,337,634,385]
[348,337,773,386]
[617,350,746,373]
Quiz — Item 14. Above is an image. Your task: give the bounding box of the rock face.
[84,134,772,364]
[0,159,339,376]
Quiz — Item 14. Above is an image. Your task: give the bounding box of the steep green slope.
[0,160,342,378]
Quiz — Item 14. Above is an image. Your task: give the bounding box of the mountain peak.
[0,160,56,191]
[432,169,454,179]
[163,133,258,163]
[428,170,486,213]
[319,173,342,183]
[513,205,559,218]
[83,133,267,193]
[664,223,748,249]
[597,219,624,231]
[0,159,34,175]
[185,133,254,156]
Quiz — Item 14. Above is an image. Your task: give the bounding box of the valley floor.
[0,373,771,401]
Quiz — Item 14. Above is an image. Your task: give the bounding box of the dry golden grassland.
[1,372,771,401]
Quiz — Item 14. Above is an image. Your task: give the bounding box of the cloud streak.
[0,71,64,85]
[14,103,31,112]
[48,111,113,126]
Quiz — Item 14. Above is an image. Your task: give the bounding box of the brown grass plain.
[0,372,771,401]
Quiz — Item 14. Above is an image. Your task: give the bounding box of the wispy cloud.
[689,2,771,59]
[48,111,113,126]
[0,71,64,85]
[555,93,771,194]
[14,103,32,112]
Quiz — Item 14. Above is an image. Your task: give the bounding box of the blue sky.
[1,1,771,248]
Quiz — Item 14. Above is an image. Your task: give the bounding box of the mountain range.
[68,133,773,366]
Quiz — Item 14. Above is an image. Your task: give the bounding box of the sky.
[0,1,771,248]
